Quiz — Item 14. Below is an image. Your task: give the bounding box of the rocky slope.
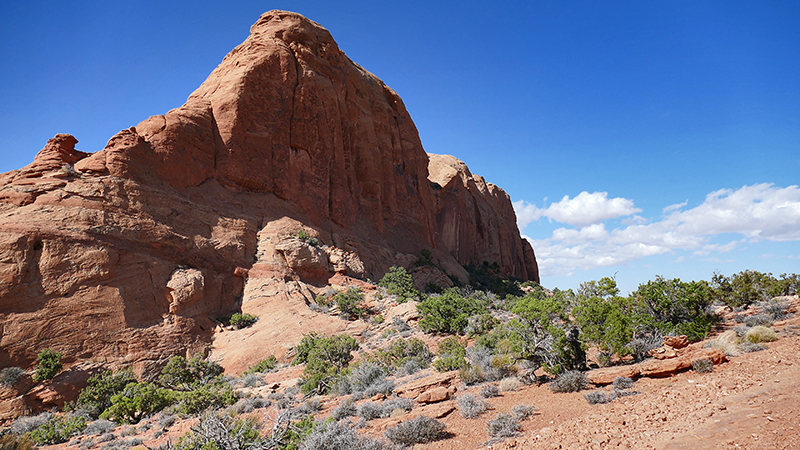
[0,10,536,412]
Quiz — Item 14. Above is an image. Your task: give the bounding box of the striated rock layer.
[0,10,537,389]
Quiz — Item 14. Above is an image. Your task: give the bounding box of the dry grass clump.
[745,325,777,343]
[498,376,522,392]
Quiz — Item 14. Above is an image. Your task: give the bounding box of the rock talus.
[0,10,538,415]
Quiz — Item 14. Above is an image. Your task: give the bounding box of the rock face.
[0,11,537,381]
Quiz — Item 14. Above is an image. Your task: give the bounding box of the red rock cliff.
[0,11,537,380]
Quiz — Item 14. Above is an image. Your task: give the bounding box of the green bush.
[379,266,420,302]
[510,289,578,374]
[333,288,367,320]
[572,278,634,358]
[174,382,237,416]
[370,337,433,375]
[417,289,489,334]
[432,337,467,372]
[33,348,62,382]
[294,332,359,394]
[243,355,278,375]
[230,312,259,329]
[631,276,717,342]
[100,382,174,424]
[75,370,137,418]
[711,270,798,307]
[158,355,224,390]
[27,414,86,446]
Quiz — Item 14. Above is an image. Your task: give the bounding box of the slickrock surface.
[0,10,536,416]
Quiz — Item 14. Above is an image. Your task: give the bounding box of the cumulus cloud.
[520,183,800,276]
[513,191,641,228]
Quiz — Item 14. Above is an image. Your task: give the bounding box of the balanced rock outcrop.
[0,10,537,387]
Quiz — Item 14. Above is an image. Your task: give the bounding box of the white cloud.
[662,200,688,214]
[513,191,641,228]
[521,183,800,276]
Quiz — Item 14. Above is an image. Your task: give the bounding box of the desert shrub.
[711,270,792,308]
[159,355,224,391]
[357,402,382,420]
[457,394,488,419]
[228,396,270,415]
[174,382,237,416]
[0,367,25,387]
[344,362,394,397]
[573,278,634,358]
[333,288,367,320]
[371,337,432,375]
[28,414,87,446]
[0,434,34,450]
[745,325,777,343]
[384,415,446,446]
[743,314,773,328]
[760,300,790,321]
[459,364,486,385]
[100,382,175,424]
[176,411,262,450]
[378,266,420,303]
[465,313,499,337]
[733,325,751,338]
[299,419,387,450]
[381,397,413,415]
[392,317,411,332]
[76,370,138,419]
[737,342,766,353]
[512,404,536,420]
[481,384,500,398]
[433,337,468,372]
[631,276,717,342]
[237,373,265,388]
[33,348,62,382]
[294,333,359,395]
[330,399,357,421]
[549,370,587,393]
[229,312,259,329]
[628,330,664,362]
[510,290,580,374]
[83,419,117,436]
[584,391,613,405]
[498,376,522,392]
[100,437,143,450]
[612,377,634,391]
[691,358,714,373]
[486,413,520,438]
[11,412,53,435]
[243,355,278,375]
[417,289,489,334]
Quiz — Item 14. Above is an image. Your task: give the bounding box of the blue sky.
[1,1,798,293]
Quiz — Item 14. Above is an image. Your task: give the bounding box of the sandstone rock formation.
[0,10,537,393]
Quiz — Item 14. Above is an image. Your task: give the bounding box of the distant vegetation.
[4,267,795,449]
